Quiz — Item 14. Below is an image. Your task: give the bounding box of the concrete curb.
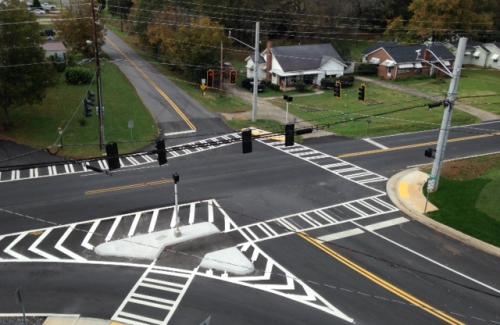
[387,168,500,258]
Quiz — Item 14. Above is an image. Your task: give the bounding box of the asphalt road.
[1,123,499,324]
[103,31,231,143]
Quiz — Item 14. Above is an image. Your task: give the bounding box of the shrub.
[356,63,378,76]
[320,76,336,89]
[295,80,307,92]
[337,74,355,88]
[65,67,94,85]
[268,83,280,91]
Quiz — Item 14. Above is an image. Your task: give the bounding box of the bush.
[268,82,280,91]
[65,67,94,85]
[337,74,355,88]
[295,80,307,92]
[356,63,378,76]
[320,76,336,89]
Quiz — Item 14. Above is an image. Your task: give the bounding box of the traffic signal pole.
[252,21,260,122]
[427,37,467,193]
[90,0,105,151]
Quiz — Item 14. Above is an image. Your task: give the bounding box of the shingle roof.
[378,43,454,63]
[363,42,398,55]
[271,43,345,72]
[42,41,66,52]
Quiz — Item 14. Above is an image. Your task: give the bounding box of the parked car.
[32,8,46,15]
[41,2,56,11]
[241,78,265,93]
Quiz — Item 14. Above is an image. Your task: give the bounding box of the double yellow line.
[339,132,500,158]
[106,36,196,131]
[298,232,465,325]
[85,179,173,196]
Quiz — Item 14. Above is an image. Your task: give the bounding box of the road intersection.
[1,125,500,324]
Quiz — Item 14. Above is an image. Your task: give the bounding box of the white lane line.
[318,228,365,242]
[4,233,29,260]
[105,216,122,242]
[55,225,85,261]
[164,129,196,137]
[128,213,141,237]
[81,220,100,250]
[351,220,500,295]
[28,229,58,260]
[149,210,159,233]
[365,217,409,231]
[363,137,389,150]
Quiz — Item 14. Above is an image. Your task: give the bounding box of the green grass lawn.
[0,63,158,158]
[271,81,478,138]
[394,69,500,115]
[425,154,500,247]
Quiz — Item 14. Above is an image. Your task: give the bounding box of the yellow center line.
[339,132,500,158]
[85,179,173,196]
[298,232,465,325]
[105,36,196,131]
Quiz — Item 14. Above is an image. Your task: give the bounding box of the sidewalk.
[387,168,500,258]
[43,316,113,325]
[224,86,332,138]
[356,76,500,122]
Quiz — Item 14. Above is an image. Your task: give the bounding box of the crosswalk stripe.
[318,228,365,242]
[188,203,196,224]
[128,297,172,310]
[257,224,273,237]
[344,203,369,217]
[148,210,158,233]
[208,202,214,223]
[105,216,122,242]
[357,200,383,214]
[4,233,29,260]
[129,213,141,237]
[55,226,85,261]
[143,277,185,288]
[315,210,338,224]
[131,293,175,306]
[261,222,278,236]
[301,213,323,227]
[140,282,182,293]
[117,312,163,325]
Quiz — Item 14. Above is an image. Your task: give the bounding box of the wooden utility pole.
[90,0,105,151]
[220,41,224,90]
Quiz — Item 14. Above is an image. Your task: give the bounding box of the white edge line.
[351,220,500,295]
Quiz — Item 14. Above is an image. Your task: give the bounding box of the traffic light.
[358,84,366,101]
[283,95,293,102]
[84,91,95,117]
[424,148,435,158]
[334,81,341,98]
[285,123,294,146]
[105,142,120,170]
[242,129,252,153]
[428,101,443,110]
[156,139,167,165]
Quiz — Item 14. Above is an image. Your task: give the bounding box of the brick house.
[362,43,454,80]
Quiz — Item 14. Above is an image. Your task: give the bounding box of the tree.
[386,0,498,40]
[0,0,56,127]
[147,13,226,80]
[32,0,41,8]
[54,3,104,58]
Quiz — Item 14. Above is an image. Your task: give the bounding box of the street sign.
[128,119,134,129]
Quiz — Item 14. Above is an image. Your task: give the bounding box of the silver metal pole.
[252,21,260,122]
[427,37,467,193]
[285,101,289,123]
[174,182,180,237]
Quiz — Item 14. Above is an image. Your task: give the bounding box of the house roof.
[271,43,345,72]
[372,43,454,63]
[42,41,66,52]
[245,55,266,64]
[363,42,398,55]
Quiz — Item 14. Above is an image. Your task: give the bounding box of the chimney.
[266,40,273,80]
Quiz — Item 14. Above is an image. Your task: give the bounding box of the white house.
[453,40,500,70]
[245,55,266,81]
[482,43,500,70]
[246,42,346,89]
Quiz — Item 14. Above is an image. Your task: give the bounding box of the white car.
[41,2,56,10]
[32,8,46,15]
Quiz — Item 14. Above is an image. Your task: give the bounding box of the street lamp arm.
[228,35,255,51]
[419,58,454,78]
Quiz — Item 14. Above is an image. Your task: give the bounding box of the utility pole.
[427,37,467,193]
[90,0,105,151]
[172,173,181,237]
[252,21,260,122]
[220,41,224,90]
